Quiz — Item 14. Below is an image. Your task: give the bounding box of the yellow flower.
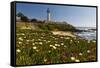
[79,53,83,56]
[70,40,73,42]
[39,42,43,45]
[87,50,91,53]
[49,45,53,47]
[18,37,23,41]
[92,40,96,43]
[38,39,41,41]
[48,50,51,53]
[52,46,57,49]
[32,43,35,45]
[75,59,80,62]
[47,41,50,43]
[18,41,22,44]
[26,40,30,42]
[77,41,80,43]
[44,59,47,62]
[60,37,63,39]
[61,43,64,45]
[33,46,37,49]
[16,49,21,53]
[55,44,58,46]
[71,57,75,61]
[88,40,90,43]
[21,33,25,35]
[32,39,34,41]
[36,49,39,52]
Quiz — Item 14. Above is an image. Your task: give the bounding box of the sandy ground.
[51,31,76,37]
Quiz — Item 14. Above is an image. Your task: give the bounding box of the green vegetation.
[16,22,76,32]
[16,28,96,65]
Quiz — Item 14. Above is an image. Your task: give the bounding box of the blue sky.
[16,3,96,27]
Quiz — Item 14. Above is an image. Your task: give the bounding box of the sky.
[16,3,96,27]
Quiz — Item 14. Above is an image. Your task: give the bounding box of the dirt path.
[51,31,76,37]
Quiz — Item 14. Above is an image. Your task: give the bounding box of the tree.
[31,18,37,22]
[16,12,24,17]
[16,12,29,22]
[21,16,29,22]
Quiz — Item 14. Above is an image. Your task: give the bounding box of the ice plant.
[79,53,83,56]
[21,33,25,35]
[75,59,80,62]
[71,57,75,61]
[39,42,43,45]
[16,49,21,53]
[26,40,30,42]
[49,45,53,47]
[18,37,23,41]
[18,41,22,44]
[36,49,39,52]
[88,40,90,43]
[32,43,35,45]
[61,43,64,45]
[55,44,58,46]
[33,46,37,49]
[87,50,91,53]
[44,58,47,62]
[52,46,57,49]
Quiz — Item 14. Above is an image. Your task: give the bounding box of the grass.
[16,29,96,65]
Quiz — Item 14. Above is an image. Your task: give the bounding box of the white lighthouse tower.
[47,8,51,21]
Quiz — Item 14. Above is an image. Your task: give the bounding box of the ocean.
[75,27,96,40]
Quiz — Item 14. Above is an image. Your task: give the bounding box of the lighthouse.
[47,8,51,21]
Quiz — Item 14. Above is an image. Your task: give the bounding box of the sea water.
[75,27,96,40]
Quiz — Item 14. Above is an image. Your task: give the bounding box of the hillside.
[16,21,76,32]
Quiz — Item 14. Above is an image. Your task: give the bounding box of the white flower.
[78,41,80,43]
[87,50,91,53]
[64,46,67,48]
[21,33,25,35]
[18,37,23,41]
[32,43,35,45]
[44,59,47,62]
[92,40,96,43]
[33,46,37,49]
[71,57,75,61]
[26,40,30,42]
[55,44,58,46]
[70,40,73,42]
[61,43,64,45]
[38,39,41,41]
[75,59,80,62]
[39,42,43,45]
[88,40,90,43]
[32,39,34,41]
[18,41,22,44]
[52,46,57,49]
[43,40,46,42]
[49,45,53,47]
[24,36,26,39]
[79,53,83,56]
[57,44,60,47]
[36,49,39,52]
[60,37,63,39]
[48,50,51,53]
[17,49,21,53]
[47,41,50,43]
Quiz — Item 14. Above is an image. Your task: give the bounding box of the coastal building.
[47,8,51,21]
[16,16,21,22]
